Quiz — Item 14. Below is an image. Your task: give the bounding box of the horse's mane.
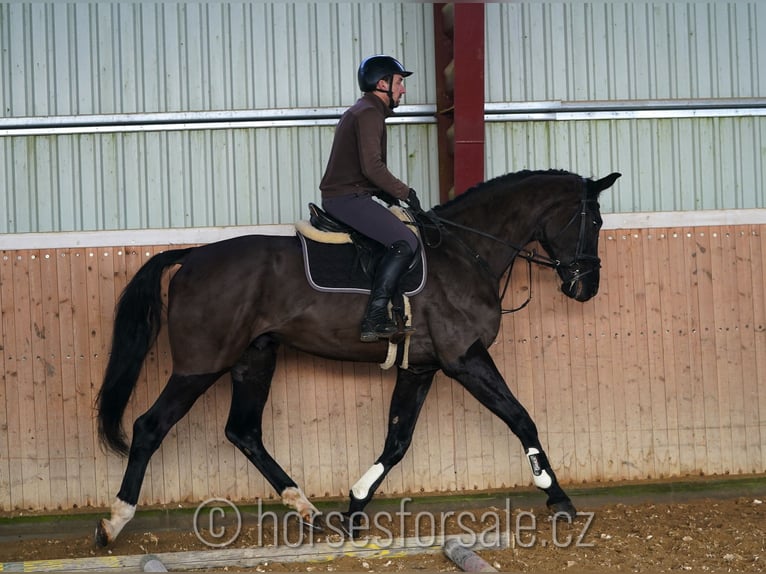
[433,169,577,212]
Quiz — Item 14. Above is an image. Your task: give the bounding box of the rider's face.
[379,74,406,107]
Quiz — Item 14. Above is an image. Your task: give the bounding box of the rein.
[411,189,598,314]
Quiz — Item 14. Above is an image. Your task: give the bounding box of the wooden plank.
[85,247,112,506]
[447,375,469,491]
[310,357,336,498]
[588,233,615,482]
[29,250,54,507]
[667,230,697,475]
[684,229,710,474]
[55,250,81,507]
[710,228,737,473]
[568,285,593,483]
[339,361,362,490]
[0,251,21,509]
[616,232,643,480]
[323,359,350,497]
[297,352,321,497]
[526,264,552,484]
[283,348,306,491]
[627,231,657,478]
[12,251,40,509]
[753,226,766,473]
[577,294,603,483]
[505,263,536,486]
[645,230,673,477]
[40,250,68,508]
[634,228,658,478]
[435,354,458,492]
[484,337,509,490]
[737,226,762,474]
[732,228,753,473]
[697,228,722,474]
[68,248,98,506]
[599,231,630,479]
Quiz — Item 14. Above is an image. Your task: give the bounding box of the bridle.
[412,187,600,313]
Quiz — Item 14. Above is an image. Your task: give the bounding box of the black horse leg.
[342,366,436,535]
[224,336,319,523]
[443,340,576,517]
[96,370,223,547]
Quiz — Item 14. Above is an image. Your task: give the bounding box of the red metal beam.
[433,3,485,202]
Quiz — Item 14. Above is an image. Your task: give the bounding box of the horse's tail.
[96,247,193,456]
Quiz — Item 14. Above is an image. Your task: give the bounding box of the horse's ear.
[592,172,621,193]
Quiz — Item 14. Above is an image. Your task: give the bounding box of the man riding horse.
[319,55,422,342]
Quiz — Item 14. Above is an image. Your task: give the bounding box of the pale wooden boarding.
[1,225,765,511]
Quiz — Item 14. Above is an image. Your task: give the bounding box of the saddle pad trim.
[295,219,351,244]
[297,232,427,296]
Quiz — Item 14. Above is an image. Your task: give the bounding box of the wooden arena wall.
[1,224,765,511]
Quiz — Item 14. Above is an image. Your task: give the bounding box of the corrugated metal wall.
[2,2,765,234]
[1,125,437,231]
[483,2,766,213]
[0,2,438,233]
[485,2,765,102]
[0,3,435,115]
[486,117,766,213]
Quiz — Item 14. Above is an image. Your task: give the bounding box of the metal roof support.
[433,3,485,202]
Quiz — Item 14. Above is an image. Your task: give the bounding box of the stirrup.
[360,320,398,343]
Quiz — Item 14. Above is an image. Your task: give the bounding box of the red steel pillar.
[433,3,485,202]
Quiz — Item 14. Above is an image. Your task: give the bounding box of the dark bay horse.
[95,169,621,546]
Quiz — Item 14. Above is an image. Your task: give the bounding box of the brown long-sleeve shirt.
[320,92,410,201]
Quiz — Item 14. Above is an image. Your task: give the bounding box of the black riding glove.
[406,188,422,212]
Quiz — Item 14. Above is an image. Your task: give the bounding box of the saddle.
[295,203,426,296]
[295,204,426,370]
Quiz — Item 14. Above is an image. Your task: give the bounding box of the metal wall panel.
[0,2,437,234]
[0,124,438,232]
[486,116,766,213]
[2,2,765,234]
[485,2,766,102]
[0,3,435,116]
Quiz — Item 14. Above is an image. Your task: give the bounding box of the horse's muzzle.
[559,260,600,302]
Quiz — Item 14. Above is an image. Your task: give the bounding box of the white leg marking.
[526,448,553,489]
[281,486,319,518]
[103,498,136,541]
[351,462,385,500]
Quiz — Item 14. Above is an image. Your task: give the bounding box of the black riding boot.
[360,240,415,342]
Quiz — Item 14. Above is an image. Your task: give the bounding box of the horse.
[94,168,621,546]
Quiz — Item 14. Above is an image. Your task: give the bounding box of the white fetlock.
[102,498,136,543]
[281,486,320,522]
[351,463,384,500]
[526,448,553,489]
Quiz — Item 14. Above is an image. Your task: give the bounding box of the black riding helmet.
[358,55,412,108]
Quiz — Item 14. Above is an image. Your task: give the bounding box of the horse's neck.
[438,193,539,278]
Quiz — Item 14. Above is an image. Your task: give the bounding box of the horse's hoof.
[94,519,111,548]
[301,512,325,533]
[548,499,577,520]
[328,512,365,539]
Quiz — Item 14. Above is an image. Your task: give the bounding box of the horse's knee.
[225,421,262,452]
[130,412,165,454]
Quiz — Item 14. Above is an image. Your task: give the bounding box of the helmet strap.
[374,75,396,109]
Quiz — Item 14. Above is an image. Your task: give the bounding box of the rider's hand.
[406,188,423,212]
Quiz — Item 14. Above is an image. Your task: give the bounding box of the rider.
[320,55,422,343]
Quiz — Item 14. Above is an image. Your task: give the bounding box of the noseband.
[546,194,602,284]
